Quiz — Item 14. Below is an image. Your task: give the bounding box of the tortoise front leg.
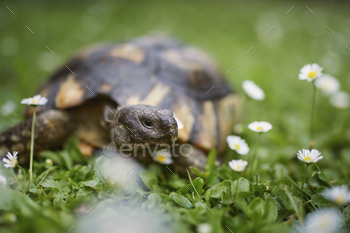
[0,110,76,162]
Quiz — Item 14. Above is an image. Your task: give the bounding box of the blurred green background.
[1,0,350,177]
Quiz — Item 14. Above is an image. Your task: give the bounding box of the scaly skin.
[0,110,75,162]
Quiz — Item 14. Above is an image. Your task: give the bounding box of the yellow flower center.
[236,165,240,170]
[319,216,331,228]
[256,126,263,130]
[323,85,329,90]
[234,144,240,150]
[157,155,167,163]
[304,156,311,162]
[31,99,39,104]
[308,71,316,78]
[10,159,17,166]
[335,194,346,205]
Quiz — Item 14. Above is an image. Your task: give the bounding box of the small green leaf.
[171,193,193,208]
[311,194,332,207]
[40,179,62,191]
[232,178,250,194]
[139,170,158,190]
[205,170,218,186]
[263,197,278,222]
[205,148,217,172]
[190,166,206,178]
[142,193,163,210]
[158,193,172,203]
[235,198,251,217]
[192,177,204,195]
[249,197,265,220]
[274,187,298,212]
[314,164,333,187]
[284,186,302,220]
[205,180,232,201]
[28,188,40,194]
[314,171,332,187]
[76,188,93,197]
[53,192,69,206]
[60,151,73,171]
[81,178,100,188]
[168,174,187,189]
[74,165,93,181]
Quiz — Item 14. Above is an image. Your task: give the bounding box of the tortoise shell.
[29,36,239,154]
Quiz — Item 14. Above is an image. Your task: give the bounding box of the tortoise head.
[107,105,178,149]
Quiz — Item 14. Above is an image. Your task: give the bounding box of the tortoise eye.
[142,120,154,128]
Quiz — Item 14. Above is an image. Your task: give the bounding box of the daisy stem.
[250,133,261,179]
[309,82,317,146]
[12,169,25,193]
[28,107,36,188]
[17,165,27,187]
[314,163,333,187]
[301,164,309,194]
[236,172,240,198]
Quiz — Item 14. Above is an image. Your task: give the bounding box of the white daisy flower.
[2,151,18,168]
[330,91,349,109]
[174,115,184,130]
[242,80,265,100]
[303,209,341,233]
[153,149,173,165]
[315,74,340,95]
[297,149,323,164]
[323,186,350,206]
[197,223,212,233]
[21,95,48,106]
[298,63,323,82]
[228,159,248,172]
[0,174,7,187]
[248,121,272,133]
[45,159,53,166]
[226,135,249,155]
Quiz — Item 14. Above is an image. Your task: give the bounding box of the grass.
[0,0,350,232]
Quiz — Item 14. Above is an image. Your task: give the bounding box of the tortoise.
[0,36,239,176]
